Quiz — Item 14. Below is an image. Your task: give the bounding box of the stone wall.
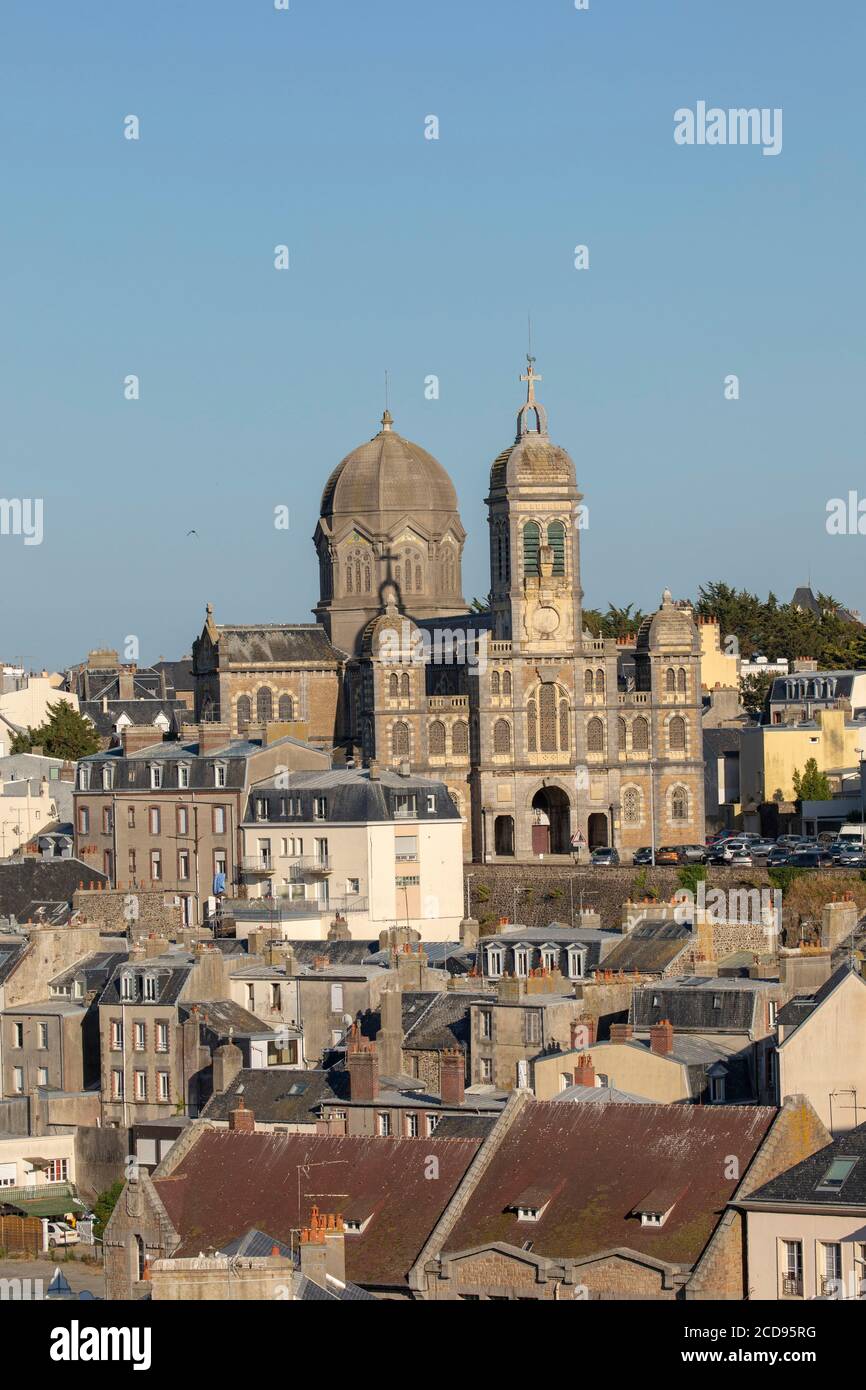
[73,887,183,934]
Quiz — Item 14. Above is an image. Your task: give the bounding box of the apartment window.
[177,806,189,835]
[314,796,327,820]
[178,850,190,881]
[524,1011,542,1046]
[821,1242,842,1295]
[156,1022,169,1053]
[214,763,227,788]
[330,983,344,1013]
[314,837,328,866]
[12,1067,23,1094]
[150,850,162,882]
[120,971,136,1001]
[480,1058,493,1084]
[46,1158,68,1183]
[513,947,530,977]
[817,1157,858,1192]
[102,806,113,834]
[111,1069,124,1100]
[567,948,585,980]
[377,1112,391,1137]
[427,1114,440,1135]
[395,835,417,861]
[406,1113,419,1138]
[128,849,136,878]
[134,1070,147,1101]
[37,1022,49,1050]
[78,806,90,835]
[855,1243,866,1297]
[127,806,135,829]
[103,850,113,879]
[426,793,436,813]
[214,851,227,877]
[781,1239,803,1296]
[540,947,558,973]
[710,1074,726,1103]
[110,1020,124,1051]
[12,1022,23,1049]
[149,806,160,835]
[102,765,114,790]
[143,974,158,1003]
[393,793,417,819]
[346,878,360,896]
[768,1000,778,1027]
[256,798,268,821]
[486,947,504,978]
[134,1021,146,1052]
[270,983,282,1011]
[37,1067,48,1087]
[78,765,91,790]
[150,764,163,789]
[157,1071,170,1101]
[479,1009,493,1041]
[213,806,226,834]
[178,764,190,789]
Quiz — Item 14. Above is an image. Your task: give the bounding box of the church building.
[193,360,705,861]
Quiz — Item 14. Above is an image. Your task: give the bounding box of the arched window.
[670,785,689,822]
[491,671,501,697]
[415,565,422,591]
[631,716,648,751]
[669,715,686,751]
[584,669,594,695]
[278,694,294,721]
[502,670,512,697]
[618,717,627,750]
[622,787,641,825]
[392,722,410,758]
[429,720,446,755]
[523,521,541,576]
[236,696,251,730]
[587,716,605,753]
[256,687,273,724]
[559,700,569,750]
[547,520,566,575]
[346,565,353,594]
[595,669,605,695]
[364,563,372,593]
[677,667,687,694]
[665,667,676,693]
[539,684,557,752]
[400,672,410,699]
[527,699,537,752]
[493,719,511,754]
[452,721,468,756]
[389,672,399,698]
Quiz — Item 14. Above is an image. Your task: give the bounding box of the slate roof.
[400,991,490,1051]
[476,926,614,977]
[216,625,344,666]
[201,1069,342,1125]
[295,1273,378,1301]
[553,1084,652,1105]
[244,767,460,824]
[99,956,193,1008]
[0,938,28,985]
[745,1121,866,1208]
[182,1000,273,1038]
[596,921,693,977]
[153,1129,482,1288]
[364,942,473,976]
[79,699,186,738]
[0,858,107,923]
[218,1228,293,1259]
[50,951,129,993]
[152,659,194,695]
[431,1113,498,1140]
[631,976,774,1034]
[775,965,863,1036]
[441,1099,776,1268]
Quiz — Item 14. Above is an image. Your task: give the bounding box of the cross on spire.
[521,354,542,404]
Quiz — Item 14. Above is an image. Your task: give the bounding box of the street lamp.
[465,872,475,920]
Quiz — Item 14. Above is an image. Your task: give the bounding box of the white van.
[43,1219,79,1249]
[837,823,866,848]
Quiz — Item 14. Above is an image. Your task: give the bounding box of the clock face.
[532,604,560,636]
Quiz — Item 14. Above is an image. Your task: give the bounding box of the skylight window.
[817,1158,858,1192]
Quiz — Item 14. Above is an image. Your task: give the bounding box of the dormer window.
[510,1187,552,1222]
[78,765,91,790]
[143,973,158,1003]
[214,763,227,788]
[314,796,328,820]
[150,764,163,789]
[817,1158,858,1193]
[513,946,530,977]
[120,971,136,1002]
[256,798,268,821]
[540,945,558,973]
[633,1187,681,1228]
[73,979,84,999]
[102,765,114,790]
[566,947,585,980]
[486,947,504,978]
[178,763,190,789]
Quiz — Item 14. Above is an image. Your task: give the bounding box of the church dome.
[636,590,700,653]
[487,359,577,494]
[321,412,459,526]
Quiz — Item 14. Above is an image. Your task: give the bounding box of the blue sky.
[1,0,864,668]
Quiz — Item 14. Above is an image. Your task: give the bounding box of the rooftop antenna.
[384,369,390,412]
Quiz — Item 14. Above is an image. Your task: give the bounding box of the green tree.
[792,758,832,802]
[92,1180,124,1241]
[740,670,774,719]
[10,701,99,760]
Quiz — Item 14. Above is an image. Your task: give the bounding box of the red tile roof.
[154,1129,480,1288]
[442,1100,775,1268]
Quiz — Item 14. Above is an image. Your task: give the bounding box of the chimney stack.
[299,1208,346,1289]
[573,1053,596,1087]
[650,1020,675,1056]
[213,1041,243,1094]
[228,1096,255,1132]
[439,1048,465,1107]
[197,722,231,756]
[120,725,164,756]
[609,1022,634,1044]
[347,1039,378,1102]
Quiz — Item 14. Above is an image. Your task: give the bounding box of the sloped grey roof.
[745,1120,866,1208]
[630,975,771,1032]
[217,625,343,665]
[597,922,692,977]
[202,1069,342,1125]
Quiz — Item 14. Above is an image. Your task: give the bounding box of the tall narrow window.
[677,667,687,694]
[539,684,557,752]
[452,721,468,756]
[547,520,566,575]
[587,717,604,753]
[559,701,569,750]
[527,700,537,752]
[493,719,511,754]
[392,722,410,758]
[236,696,251,730]
[522,521,541,576]
[256,687,273,723]
[669,715,686,751]
[278,694,294,721]
[632,716,649,751]
[491,671,501,697]
[502,670,512,697]
[429,720,446,755]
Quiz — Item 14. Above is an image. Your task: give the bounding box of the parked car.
[632,847,655,865]
[679,844,708,863]
[790,849,834,869]
[728,848,753,866]
[748,838,777,858]
[835,848,866,868]
[45,1220,79,1249]
[707,838,751,864]
[766,846,792,866]
[655,846,682,865]
[776,834,804,847]
[590,846,620,866]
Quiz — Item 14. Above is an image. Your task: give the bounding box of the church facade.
[193,361,705,861]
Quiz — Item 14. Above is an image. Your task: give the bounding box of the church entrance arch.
[587,812,609,849]
[531,787,571,856]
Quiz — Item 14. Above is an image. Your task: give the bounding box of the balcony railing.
[0,1180,76,1205]
[224,894,367,922]
[288,856,331,879]
[782,1275,803,1297]
[241,856,276,874]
